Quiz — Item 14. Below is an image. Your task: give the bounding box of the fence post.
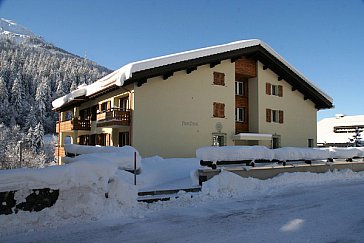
[18,141,23,168]
[134,151,137,186]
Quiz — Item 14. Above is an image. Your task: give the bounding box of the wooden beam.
[291,87,296,91]
[210,61,221,68]
[263,65,268,70]
[304,96,308,101]
[186,67,197,74]
[278,76,283,81]
[162,72,174,80]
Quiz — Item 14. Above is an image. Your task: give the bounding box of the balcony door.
[119,97,129,111]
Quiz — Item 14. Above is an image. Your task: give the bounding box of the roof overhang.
[53,40,334,111]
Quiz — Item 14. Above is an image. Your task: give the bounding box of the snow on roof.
[317,114,364,144]
[52,39,332,109]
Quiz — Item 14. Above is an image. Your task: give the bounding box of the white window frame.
[272,85,278,96]
[236,108,245,122]
[235,81,244,96]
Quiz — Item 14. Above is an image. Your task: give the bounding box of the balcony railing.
[56,118,91,132]
[97,108,131,127]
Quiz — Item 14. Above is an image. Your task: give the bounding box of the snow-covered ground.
[2,145,364,242]
[2,169,364,242]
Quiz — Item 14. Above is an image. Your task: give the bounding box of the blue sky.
[1,0,364,120]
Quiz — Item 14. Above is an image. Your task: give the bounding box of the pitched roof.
[52,39,333,111]
[318,115,364,144]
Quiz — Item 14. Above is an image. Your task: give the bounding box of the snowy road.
[4,178,364,243]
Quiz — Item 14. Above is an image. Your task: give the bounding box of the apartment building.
[53,39,333,162]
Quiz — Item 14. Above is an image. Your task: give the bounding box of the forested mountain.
[0,18,111,168]
[0,18,111,133]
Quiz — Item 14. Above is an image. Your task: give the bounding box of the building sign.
[182,121,198,127]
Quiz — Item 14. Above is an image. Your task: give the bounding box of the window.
[78,135,89,145]
[236,108,245,122]
[272,110,279,123]
[235,81,244,96]
[213,102,225,118]
[212,133,226,146]
[119,97,129,111]
[266,109,284,124]
[308,139,314,148]
[90,105,98,121]
[100,102,107,112]
[272,85,278,96]
[213,72,225,86]
[266,83,283,97]
[65,111,72,121]
[119,132,130,147]
[97,133,110,146]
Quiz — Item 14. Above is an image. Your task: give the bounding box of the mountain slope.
[0,18,112,133]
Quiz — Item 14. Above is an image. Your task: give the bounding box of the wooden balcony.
[56,118,91,132]
[97,109,131,127]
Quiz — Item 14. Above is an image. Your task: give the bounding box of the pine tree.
[0,77,10,124]
[33,122,44,153]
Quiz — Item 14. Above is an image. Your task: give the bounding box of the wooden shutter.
[213,72,225,86]
[107,101,111,111]
[278,85,283,97]
[266,108,272,122]
[279,110,284,124]
[213,102,225,118]
[219,103,225,118]
[266,83,271,95]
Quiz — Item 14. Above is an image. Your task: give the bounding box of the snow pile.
[273,147,330,161]
[138,156,200,190]
[64,145,141,171]
[0,160,137,235]
[196,146,274,162]
[328,147,364,159]
[202,169,364,199]
[197,146,364,162]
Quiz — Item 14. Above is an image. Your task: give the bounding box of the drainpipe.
[57,112,61,165]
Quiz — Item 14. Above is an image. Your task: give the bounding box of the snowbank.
[64,145,141,171]
[0,160,137,235]
[328,147,363,159]
[202,169,364,199]
[196,146,274,162]
[64,144,138,155]
[197,146,364,162]
[273,147,330,161]
[138,156,200,190]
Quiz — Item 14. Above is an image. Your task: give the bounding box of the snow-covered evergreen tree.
[0,77,10,124]
[33,122,44,153]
